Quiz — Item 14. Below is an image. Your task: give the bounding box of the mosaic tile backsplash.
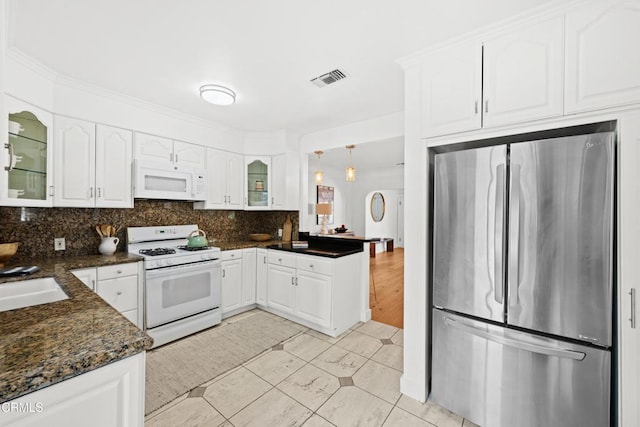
[0,200,299,259]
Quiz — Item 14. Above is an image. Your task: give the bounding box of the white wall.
[364,190,403,245]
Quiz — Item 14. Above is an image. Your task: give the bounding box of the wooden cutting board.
[282,214,292,242]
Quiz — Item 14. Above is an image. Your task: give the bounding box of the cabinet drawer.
[268,251,297,268]
[221,249,243,261]
[96,276,138,312]
[97,263,138,280]
[296,254,332,276]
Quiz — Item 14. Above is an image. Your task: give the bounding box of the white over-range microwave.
[133,159,207,201]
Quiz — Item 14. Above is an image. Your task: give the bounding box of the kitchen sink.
[0,277,69,312]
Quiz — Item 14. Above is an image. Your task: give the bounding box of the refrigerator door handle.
[494,164,505,304]
[508,164,521,307]
[444,317,586,361]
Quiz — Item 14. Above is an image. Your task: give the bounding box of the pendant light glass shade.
[314,150,324,184]
[345,145,356,182]
[199,84,236,105]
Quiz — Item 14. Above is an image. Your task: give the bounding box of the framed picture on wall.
[316,185,334,225]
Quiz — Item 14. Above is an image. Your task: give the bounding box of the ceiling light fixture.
[345,144,356,182]
[199,84,236,106]
[314,150,324,184]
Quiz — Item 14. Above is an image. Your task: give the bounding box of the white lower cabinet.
[71,261,143,328]
[70,267,97,290]
[242,248,256,306]
[5,352,145,427]
[221,250,243,315]
[265,250,360,337]
[295,269,331,329]
[256,248,268,306]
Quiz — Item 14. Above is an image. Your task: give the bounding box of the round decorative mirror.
[370,192,385,222]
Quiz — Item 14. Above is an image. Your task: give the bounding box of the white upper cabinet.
[483,16,564,127]
[565,1,640,113]
[271,153,286,210]
[421,39,482,137]
[54,117,132,208]
[95,124,133,208]
[134,132,205,169]
[53,116,96,207]
[244,156,271,210]
[173,140,206,169]
[194,148,243,210]
[3,96,54,207]
[421,15,564,137]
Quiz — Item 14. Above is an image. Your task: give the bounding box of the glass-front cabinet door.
[2,96,53,206]
[244,156,271,210]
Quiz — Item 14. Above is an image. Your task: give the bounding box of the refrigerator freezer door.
[433,146,506,322]
[507,132,614,346]
[431,309,611,427]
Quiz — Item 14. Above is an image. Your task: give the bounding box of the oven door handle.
[145,260,221,278]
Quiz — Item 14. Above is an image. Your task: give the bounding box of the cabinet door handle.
[97,187,102,198]
[263,256,267,264]
[272,197,274,205]
[295,277,298,286]
[631,288,636,329]
[90,187,94,198]
[222,269,226,278]
[474,101,479,115]
[228,195,231,204]
[175,154,178,163]
[49,186,54,197]
[4,143,14,171]
[291,276,294,285]
[485,100,489,113]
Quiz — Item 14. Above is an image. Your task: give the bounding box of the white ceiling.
[315,137,404,175]
[8,0,560,138]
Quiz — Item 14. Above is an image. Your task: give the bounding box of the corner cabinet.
[565,1,640,114]
[421,15,564,137]
[71,262,143,328]
[2,96,53,207]
[53,116,133,208]
[256,248,268,306]
[244,156,271,210]
[194,148,243,210]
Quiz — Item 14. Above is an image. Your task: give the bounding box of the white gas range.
[127,224,222,348]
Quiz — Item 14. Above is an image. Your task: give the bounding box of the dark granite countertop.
[216,240,280,251]
[0,253,153,403]
[266,243,363,258]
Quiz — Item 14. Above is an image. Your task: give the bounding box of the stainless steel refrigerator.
[431,131,614,427]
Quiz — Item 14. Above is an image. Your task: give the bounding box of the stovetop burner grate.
[177,245,212,252]
[139,248,177,256]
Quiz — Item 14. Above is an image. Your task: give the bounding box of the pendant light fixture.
[199,84,236,106]
[314,150,324,184]
[345,144,356,182]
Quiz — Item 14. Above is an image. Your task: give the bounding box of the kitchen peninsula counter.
[0,253,152,403]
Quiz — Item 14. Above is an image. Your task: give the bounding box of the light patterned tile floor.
[145,314,476,427]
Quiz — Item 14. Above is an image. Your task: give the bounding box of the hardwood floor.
[369,248,404,328]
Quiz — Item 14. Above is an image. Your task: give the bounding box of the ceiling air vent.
[310,69,348,88]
